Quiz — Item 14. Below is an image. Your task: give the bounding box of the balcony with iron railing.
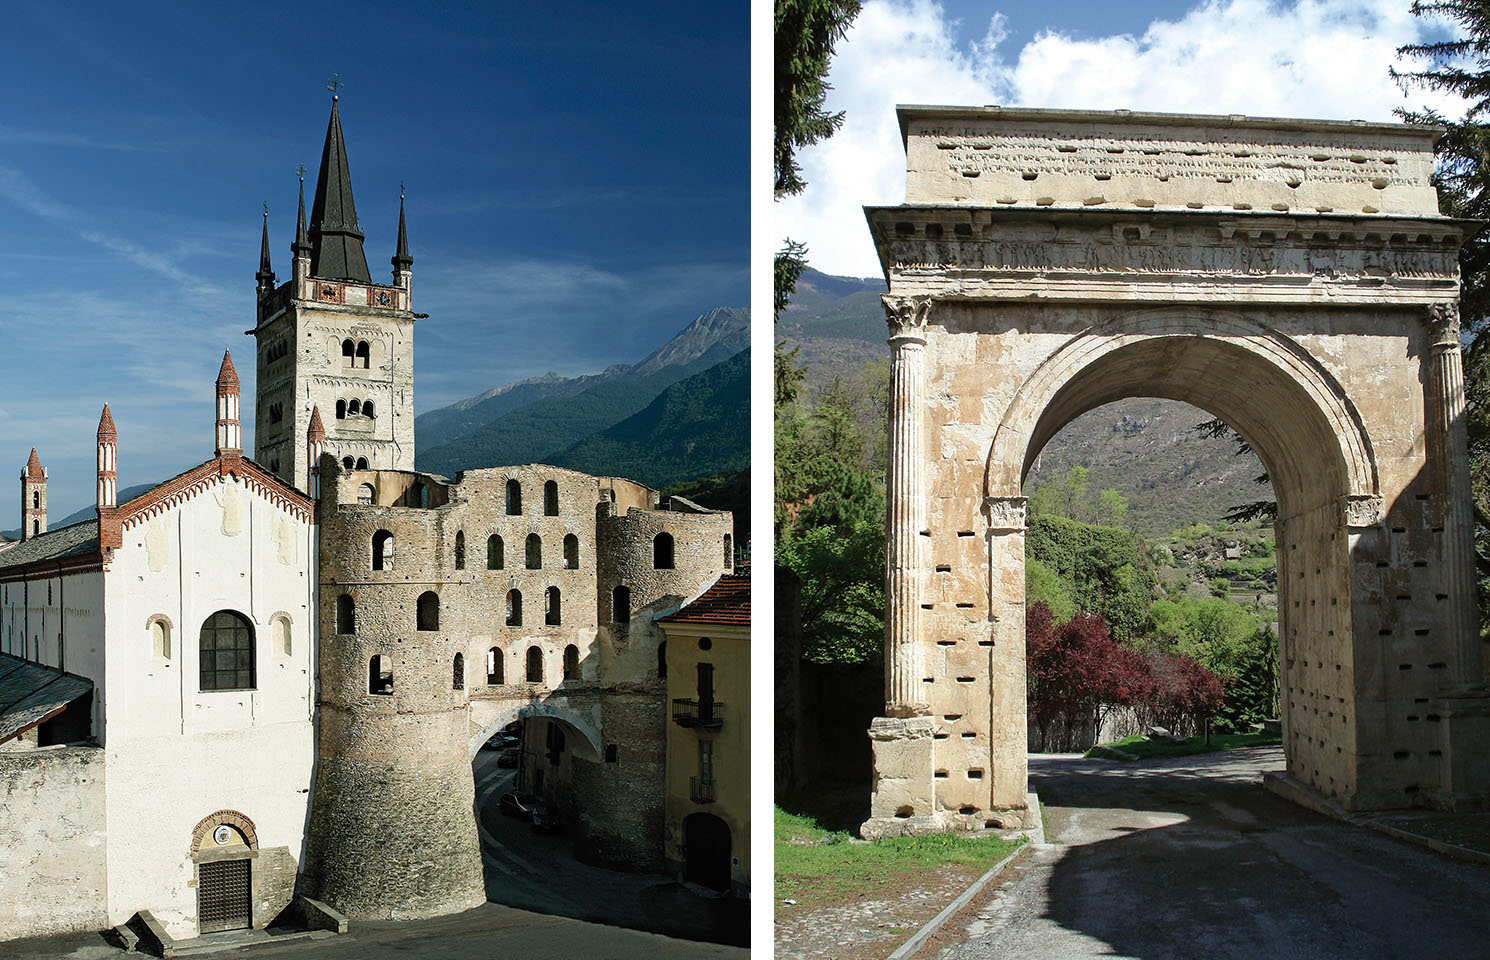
[672,698,724,731]
[690,776,716,803]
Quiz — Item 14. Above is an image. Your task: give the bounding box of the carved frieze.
[879,218,1459,281]
[985,496,1028,532]
[883,295,933,341]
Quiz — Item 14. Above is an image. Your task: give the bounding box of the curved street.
[930,748,1490,960]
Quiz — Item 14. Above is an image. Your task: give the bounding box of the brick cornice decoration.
[190,809,259,855]
[117,455,315,533]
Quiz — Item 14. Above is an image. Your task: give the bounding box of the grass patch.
[775,805,1023,908]
[1085,728,1282,761]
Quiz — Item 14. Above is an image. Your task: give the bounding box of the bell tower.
[249,89,417,493]
[20,449,46,541]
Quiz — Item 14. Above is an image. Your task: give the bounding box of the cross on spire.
[327,73,344,100]
[295,163,306,183]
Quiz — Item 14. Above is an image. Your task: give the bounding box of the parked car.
[530,803,561,833]
[496,748,519,768]
[499,792,542,819]
[481,733,505,750]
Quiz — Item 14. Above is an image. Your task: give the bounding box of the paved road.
[933,748,1490,960]
[472,748,748,945]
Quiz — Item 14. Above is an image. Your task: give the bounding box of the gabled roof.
[0,653,92,745]
[659,574,750,627]
[115,454,315,533]
[0,519,100,573]
[309,98,371,283]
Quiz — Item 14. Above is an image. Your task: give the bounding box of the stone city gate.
[860,106,1490,838]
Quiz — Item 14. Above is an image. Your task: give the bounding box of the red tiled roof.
[660,574,750,626]
[23,448,43,480]
[216,349,240,388]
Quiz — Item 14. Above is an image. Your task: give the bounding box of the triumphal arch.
[863,105,1490,836]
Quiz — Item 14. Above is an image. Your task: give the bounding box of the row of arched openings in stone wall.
[502,479,562,517]
[483,642,581,686]
[143,610,290,693]
[453,532,582,571]
[335,587,562,633]
[340,338,371,369]
[343,456,370,471]
[367,651,469,696]
[334,398,375,419]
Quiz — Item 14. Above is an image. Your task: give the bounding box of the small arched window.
[654,532,674,569]
[605,744,618,763]
[149,617,171,658]
[348,399,361,416]
[487,646,503,685]
[546,586,561,626]
[506,479,522,515]
[526,533,542,569]
[355,340,370,369]
[417,591,439,631]
[453,653,465,690]
[613,585,631,624]
[454,531,466,570]
[336,594,355,634]
[355,457,369,470]
[507,589,523,626]
[487,534,504,570]
[372,530,395,571]
[526,645,543,684]
[31,491,38,508]
[32,520,38,536]
[343,456,355,470]
[724,534,733,568]
[357,483,375,504]
[544,480,559,516]
[369,654,393,695]
[410,482,427,507]
[657,640,667,679]
[271,615,292,657]
[363,399,375,418]
[563,534,579,569]
[563,643,579,680]
[336,399,347,419]
[200,610,255,692]
[342,339,355,366]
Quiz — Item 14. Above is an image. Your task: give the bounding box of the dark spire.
[392,184,412,272]
[292,168,311,260]
[256,203,275,290]
[308,96,371,283]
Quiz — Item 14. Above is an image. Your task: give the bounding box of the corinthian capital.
[882,295,933,341]
[1427,301,1462,350]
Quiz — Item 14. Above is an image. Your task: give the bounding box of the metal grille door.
[198,859,251,933]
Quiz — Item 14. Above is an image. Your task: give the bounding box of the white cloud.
[777,0,1471,278]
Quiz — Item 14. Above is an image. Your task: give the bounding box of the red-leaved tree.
[1027,603,1150,751]
[1144,651,1225,736]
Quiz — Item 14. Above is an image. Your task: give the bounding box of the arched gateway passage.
[860,105,1490,838]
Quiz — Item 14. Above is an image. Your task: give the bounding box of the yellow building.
[659,574,750,897]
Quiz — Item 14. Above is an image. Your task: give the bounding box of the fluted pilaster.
[884,294,932,716]
[1425,302,1483,691]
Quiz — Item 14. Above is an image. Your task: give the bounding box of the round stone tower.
[301,456,484,919]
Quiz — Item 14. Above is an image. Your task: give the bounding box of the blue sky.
[0,0,748,522]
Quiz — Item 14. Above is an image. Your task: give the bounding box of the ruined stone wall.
[304,457,483,920]
[571,691,666,870]
[0,745,107,939]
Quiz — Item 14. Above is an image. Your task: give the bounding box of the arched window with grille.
[526,533,541,569]
[336,594,355,634]
[546,586,561,626]
[507,590,523,626]
[417,591,439,631]
[454,531,465,570]
[612,585,630,624]
[563,643,579,680]
[488,534,504,570]
[199,610,255,692]
[506,479,522,515]
[563,534,579,569]
[372,530,395,570]
[357,483,375,504]
[654,532,674,569]
[544,480,559,516]
[453,653,465,690]
[526,645,543,683]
